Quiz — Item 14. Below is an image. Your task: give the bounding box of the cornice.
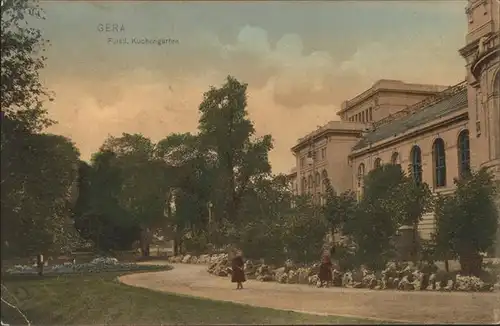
[291,129,362,153]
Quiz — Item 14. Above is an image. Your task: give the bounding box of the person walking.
[231,250,246,290]
[319,250,333,288]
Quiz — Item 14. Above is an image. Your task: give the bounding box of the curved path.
[120,263,500,324]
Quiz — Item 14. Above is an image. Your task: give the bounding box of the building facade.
[289,0,499,240]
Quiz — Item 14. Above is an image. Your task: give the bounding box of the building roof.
[352,83,468,151]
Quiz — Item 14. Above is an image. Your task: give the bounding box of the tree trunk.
[459,249,482,276]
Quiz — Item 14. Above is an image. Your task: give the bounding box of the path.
[119,263,500,324]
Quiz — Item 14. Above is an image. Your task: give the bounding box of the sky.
[38,0,468,174]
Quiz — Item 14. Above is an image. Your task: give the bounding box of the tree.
[1,0,54,131]
[434,168,499,276]
[198,76,273,227]
[73,150,140,251]
[343,164,404,269]
[391,167,434,262]
[235,174,295,263]
[281,195,327,264]
[1,125,81,258]
[322,177,357,242]
[156,132,214,253]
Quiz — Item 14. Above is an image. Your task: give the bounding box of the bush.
[183,233,210,255]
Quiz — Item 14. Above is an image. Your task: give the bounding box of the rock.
[181,254,192,264]
[198,254,211,264]
[398,276,415,291]
[332,270,343,287]
[256,274,273,282]
[217,269,228,277]
[190,256,198,264]
[342,271,353,287]
[362,273,377,289]
[276,271,288,283]
[308,275,319,286]
[273,267,286,275]
[353,282,363,289]
[298,268,310,284]
[288,270,299,284]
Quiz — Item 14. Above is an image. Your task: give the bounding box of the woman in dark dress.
[231,250,246,290]
[319,251,333,288]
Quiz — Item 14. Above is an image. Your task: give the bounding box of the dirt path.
[119,263,499,324]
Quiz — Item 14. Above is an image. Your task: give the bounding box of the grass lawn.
[1,268,393,325]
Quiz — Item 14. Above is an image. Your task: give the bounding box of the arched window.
[374,158,382,168]
[315,172,321,189]
[357,163,365,188]
[320,170,328,193]
[410,145,422,183]
[433,138,447,188]
[391,152,399,165]
[458,130,471,177]
[307,175,313,193]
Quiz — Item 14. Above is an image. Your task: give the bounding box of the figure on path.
[319,250,333,288]
[231,250,246,290]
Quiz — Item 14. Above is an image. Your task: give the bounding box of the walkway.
[119,263,500,324]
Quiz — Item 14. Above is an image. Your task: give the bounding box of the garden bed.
[168,253,500,293]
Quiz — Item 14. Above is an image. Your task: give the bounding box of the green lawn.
[1,269,392,325]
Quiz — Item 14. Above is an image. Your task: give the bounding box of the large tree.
[156,132,214,253]
[1,0,53,131]
[197,76,273,226]
[434,168,498,276]
[1,125,81,258]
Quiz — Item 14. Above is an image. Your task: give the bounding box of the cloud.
[44,20,465,173]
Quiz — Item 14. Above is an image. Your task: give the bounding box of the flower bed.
[5,257,168,275]
[169,253,500,293]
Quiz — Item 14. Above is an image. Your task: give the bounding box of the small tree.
[434,168,498,276]
[343,164,403,270]
[282,195,327,264]
[322,178,357,243]
[391,168,434,262]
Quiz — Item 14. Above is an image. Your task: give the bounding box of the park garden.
[2,0,500,324]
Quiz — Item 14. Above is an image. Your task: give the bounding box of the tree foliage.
[197,76,273,226]
[1,120,81,258]
[434,168,499,275]
[1,0,53,131]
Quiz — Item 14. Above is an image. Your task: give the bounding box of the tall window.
[457,130,471,177]
[433,138,447,188]
[301,177,306,194]
[390,152,399,165]
[315,172,321,189]
[357,163,365,188]
[369,107,373,121]
[307,175,313,193]
[410,145,422,183]
[374,158,382,168]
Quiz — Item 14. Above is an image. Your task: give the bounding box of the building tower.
[459,0,500,178]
